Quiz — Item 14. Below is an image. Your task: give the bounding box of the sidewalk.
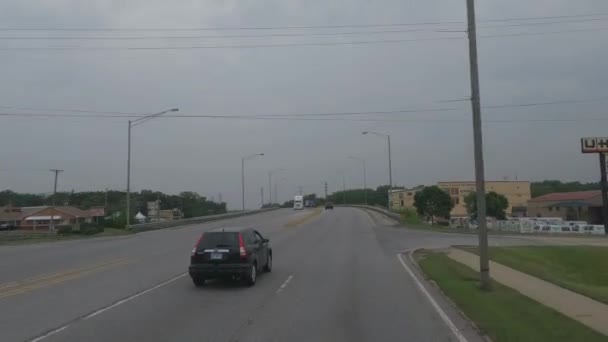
[447,248,608,336]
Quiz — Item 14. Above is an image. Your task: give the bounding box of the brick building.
[0,205,91,230]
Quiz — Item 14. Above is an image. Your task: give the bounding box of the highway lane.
[27,207,485,342]
[1,206,546,342]
[0,208,301,342]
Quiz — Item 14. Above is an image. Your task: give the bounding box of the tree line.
[0,189,226,226]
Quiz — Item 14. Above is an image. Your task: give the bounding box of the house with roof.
[527,190,603,223]
[0,205,91,230]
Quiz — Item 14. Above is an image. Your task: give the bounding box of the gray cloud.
[1,0,607,209]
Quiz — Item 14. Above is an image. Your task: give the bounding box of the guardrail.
[128,207,280,233]
[339,204,401,221]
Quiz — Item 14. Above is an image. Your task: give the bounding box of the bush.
[399,208,423,225]
[79,222,104,235]
[56,225,72,235]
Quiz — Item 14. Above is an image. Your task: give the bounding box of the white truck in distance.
[293,195,304,210]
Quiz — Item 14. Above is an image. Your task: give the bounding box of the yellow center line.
[0,258,132,300]
[284,208,323,228]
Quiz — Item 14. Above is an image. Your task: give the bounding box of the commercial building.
[527,190,603,223]
[389,181,531,218]
[0,205,91,230]
[438,181,531,217]
[389,186,424,211]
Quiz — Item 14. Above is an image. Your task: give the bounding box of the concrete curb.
[340,204,401,222]
[405,248,492,342]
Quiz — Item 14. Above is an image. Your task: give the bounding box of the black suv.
[325,202,334,210]
[189,227,272,287]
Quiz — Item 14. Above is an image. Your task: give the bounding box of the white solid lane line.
[396,253,469,342]
[276,274,294,294]
[84,273,187,320]
[30,326,69,342]
[29,272,188,341]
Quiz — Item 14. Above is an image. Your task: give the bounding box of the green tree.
[413,186,453,224]
[464,191,509,220]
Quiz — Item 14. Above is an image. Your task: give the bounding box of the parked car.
[325,202,334,210]
[189,227,272,287]
[0,224,17,231]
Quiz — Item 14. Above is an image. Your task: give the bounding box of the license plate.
[210,252,223,260]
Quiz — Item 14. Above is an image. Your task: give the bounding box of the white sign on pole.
[581,137,608,153]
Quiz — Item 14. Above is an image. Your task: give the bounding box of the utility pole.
[104,188,108,208]
[127,120,132,227]
[298,186,303,195]
[260,187,264,208]
[324,181,328,199]
[49,169,63,232]
[274,183,278,205]
[268,172,272,204]
[363,160,367,205]
[242,158,245,210]
[600,153,608,234]
[241,153,264,211]
[388,135,392,209]
[218,193,223,204]
[342,174,346,204]
[467,0,491,290]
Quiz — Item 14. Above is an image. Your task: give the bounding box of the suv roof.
[207,227,251,233]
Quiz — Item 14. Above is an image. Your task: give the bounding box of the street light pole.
[49,169,63,232]
[126,108,178,228]
[362,131,393,209]
[349,156,367,205]
[466,0,491,290]
[242,157,245,211]
[241,153,264,211]
[268,171,272,205]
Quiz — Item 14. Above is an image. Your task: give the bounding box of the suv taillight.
[238,233,247,259]
[192,233,204,256]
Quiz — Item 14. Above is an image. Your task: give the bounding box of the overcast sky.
[1,0,607,209]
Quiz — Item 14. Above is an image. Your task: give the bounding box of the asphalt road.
[0,207,544,342]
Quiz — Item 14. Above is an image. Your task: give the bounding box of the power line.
[0,36,465,51]
[1,12,607,31]
[479,17,608,28]
[2,112,608,123]
[481,26,608,38]
[2,25,606,51]
[478,12,608,23]
[2,96,608,119]
[3,17,608,40]
[0,28,460,40]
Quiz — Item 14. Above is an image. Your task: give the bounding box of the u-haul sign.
[581,137,608,153]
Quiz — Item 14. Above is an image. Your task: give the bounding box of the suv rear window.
[197,232,239,250]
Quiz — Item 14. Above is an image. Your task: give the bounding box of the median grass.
[417,251,608,342]
[479,246,608,305]
[0,227,132,246]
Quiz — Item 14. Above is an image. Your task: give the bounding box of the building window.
[548,207,553,212]
[407,192,412,196]
[452,197,460,205]
[449,188,459,195]
[400,200,404,207]
[556,207,561,211]
[399,193,404,199]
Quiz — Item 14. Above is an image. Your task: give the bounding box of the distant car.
[0,224,17,231]
[189,227,272,287]
[325,202,334,210]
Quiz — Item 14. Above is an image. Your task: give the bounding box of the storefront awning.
[25,216,62,220]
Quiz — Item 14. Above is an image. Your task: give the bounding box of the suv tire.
[245,262,257,286]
